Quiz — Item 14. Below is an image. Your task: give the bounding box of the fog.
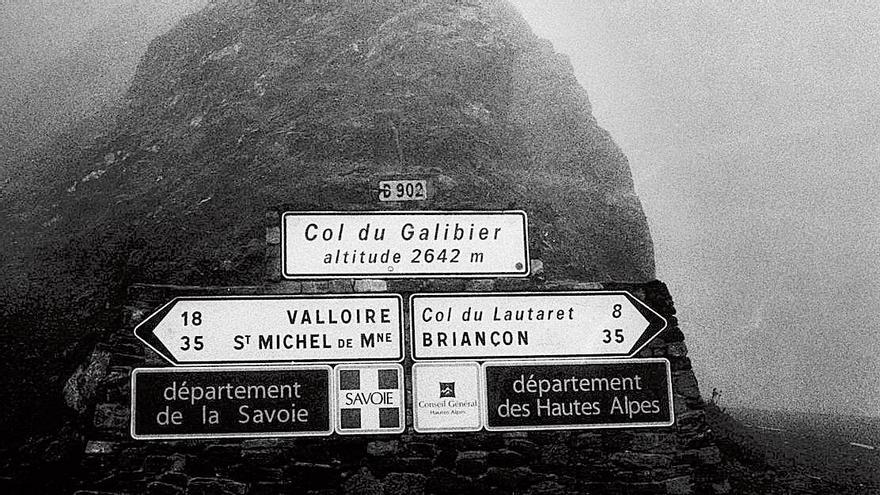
[1,1,877,417]
[513,0,880,416]
[0,0,206,168]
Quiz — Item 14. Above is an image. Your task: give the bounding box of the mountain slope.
[1,0,654,440]
[0,0,207,179]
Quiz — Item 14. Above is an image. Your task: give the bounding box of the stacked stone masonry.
[69,273,727,494]
[67,209,727,494]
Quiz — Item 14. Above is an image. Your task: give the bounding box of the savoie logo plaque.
[281,211,529,278]
[134,295,403,365]
[410,292,666,360]
[482,359,673,431]
[334,363,405,435]
[131,366,333,440]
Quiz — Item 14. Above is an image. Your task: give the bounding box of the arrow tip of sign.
[132,298,182,366]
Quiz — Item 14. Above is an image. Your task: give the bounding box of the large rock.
[9,0,653,305]
[62,348,112,416]
[0,3,669,488]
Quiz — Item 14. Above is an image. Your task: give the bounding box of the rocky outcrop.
[63,347,112,416]
[9,0,652,297]
[60,279,724,494]
[0,2,695,493]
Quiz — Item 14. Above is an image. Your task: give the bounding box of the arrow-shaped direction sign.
[409,291,667,360]
[134,295,403,366]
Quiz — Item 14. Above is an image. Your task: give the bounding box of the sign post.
[482,359,673,431]
[410,292,667,360]
[134,295,403,365]
[131,209,678,440]
[130,366,333,440]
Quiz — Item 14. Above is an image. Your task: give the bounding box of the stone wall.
[68,268,727,493]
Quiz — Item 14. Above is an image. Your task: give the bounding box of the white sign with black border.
[281,211,529,279]
[334,363,405,435]
[411,361,483,433]
[134,294,404,366]
[409,292,667,360]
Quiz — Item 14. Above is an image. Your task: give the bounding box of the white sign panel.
[410,292,667,360]
[335,363,405,435]
[134,295,403,365]
[281,211,529,278]
[412,362,482,433]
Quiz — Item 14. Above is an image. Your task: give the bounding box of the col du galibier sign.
[281,211,529,278]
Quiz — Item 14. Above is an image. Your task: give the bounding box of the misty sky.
[1,1,878,416]
[512,0,880,416]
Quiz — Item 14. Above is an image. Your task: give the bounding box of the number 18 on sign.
[134,295,403,365]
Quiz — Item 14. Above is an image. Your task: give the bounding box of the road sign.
[482,359,673,431]
[412,362,482,433]
[281,211,529,279]
[378,180,428,202]
[134,295,403,366]
[335,363,405,435]
[410,292,667,360]
[130,366,332,440]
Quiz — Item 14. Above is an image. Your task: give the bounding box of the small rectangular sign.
[134,295,404,366]
[281,211,529,278]
[412,362,483,433]
[378,180,428,202]
[410,292,667,360]
[482,359,673,431]
[334,363,405,435]
[131,366,333,440]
